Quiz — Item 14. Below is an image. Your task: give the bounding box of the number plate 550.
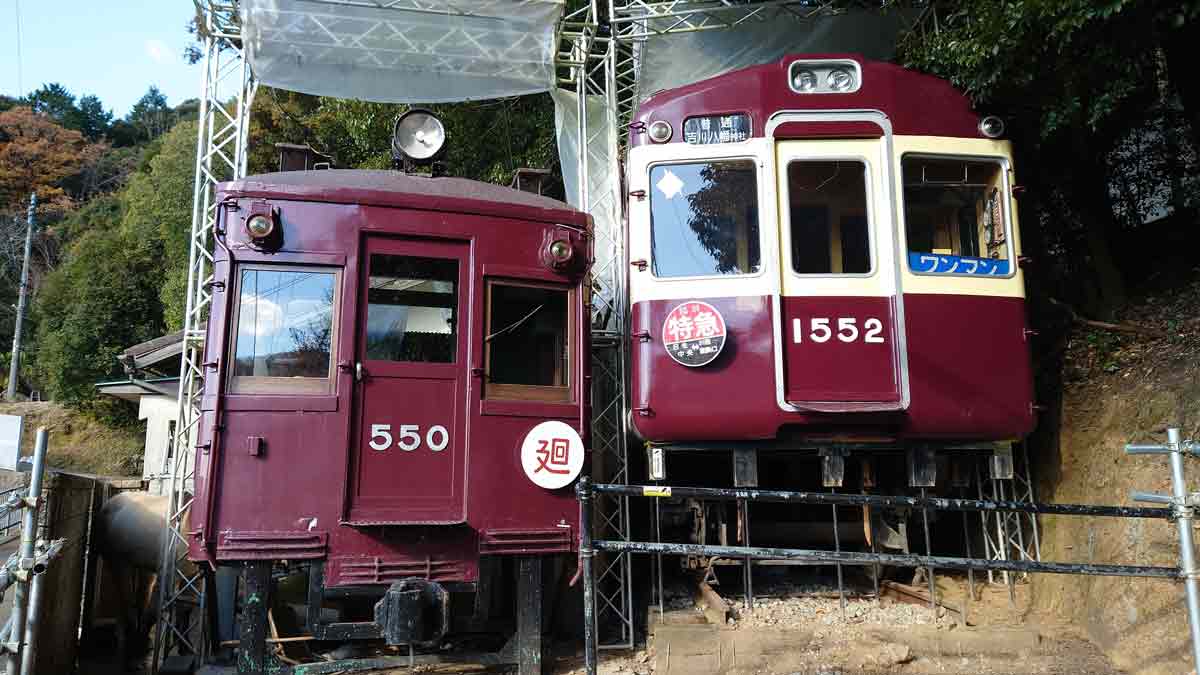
[369,423,449,452]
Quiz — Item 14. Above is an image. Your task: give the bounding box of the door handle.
[337,360,362,381]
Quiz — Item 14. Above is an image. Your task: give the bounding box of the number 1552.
[792,317,885,344]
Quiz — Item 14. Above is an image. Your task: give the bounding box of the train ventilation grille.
[336,555,464,584]
[478,527,572,554]
[217,531,327,560]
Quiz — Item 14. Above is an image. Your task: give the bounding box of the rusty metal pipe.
[594,540,1180,579]
[593,483,1172,519]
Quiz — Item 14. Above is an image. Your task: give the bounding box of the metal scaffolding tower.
[156,1,257,667]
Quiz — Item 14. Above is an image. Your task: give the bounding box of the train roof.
[218,170,589,228]
[631,53,986,146]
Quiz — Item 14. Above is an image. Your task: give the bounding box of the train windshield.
[230,265,338,394]
[902,156,1011,276]
[649,159,760,278]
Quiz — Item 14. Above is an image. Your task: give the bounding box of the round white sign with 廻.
[520,421,585,490]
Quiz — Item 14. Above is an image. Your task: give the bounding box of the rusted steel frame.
[593,540,1181,579]
[289,650,516,675]
[592,483,1172,519]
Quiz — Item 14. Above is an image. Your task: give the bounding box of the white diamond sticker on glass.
[655,168,685,200]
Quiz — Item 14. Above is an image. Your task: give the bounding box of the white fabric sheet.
[240,0,564,103]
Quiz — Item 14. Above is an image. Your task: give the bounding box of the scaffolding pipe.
[18,548,44,675]
[1129,429,1200,673]
[576,478,597,675]
[593,540,1179,579]
[591,483,1173,519]
[4,427,48,674]
[1168,427,1200,674]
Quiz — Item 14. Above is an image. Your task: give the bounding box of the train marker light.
[392,108,447,164]
[979,115,1006,138]
[246,213,275,239]
[827,68,855,92]
[548,239,574,266]
[648,120,672,143]
[792,68,818,92]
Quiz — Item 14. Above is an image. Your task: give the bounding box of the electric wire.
[13,0,23,96]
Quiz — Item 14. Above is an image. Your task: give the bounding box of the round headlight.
[246,214,275,239]
[792,69,818,92]
[979,115,1005,138]
[827,68,855,92]
[392,108,447,163]
[647,120,672,143]
[548,239,574,265]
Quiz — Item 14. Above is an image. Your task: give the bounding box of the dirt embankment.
[0,401,144,483]
[1031,277,1200,675]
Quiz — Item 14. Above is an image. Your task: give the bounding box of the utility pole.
[7,192,36,401]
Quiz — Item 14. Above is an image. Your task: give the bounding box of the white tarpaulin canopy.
[636,10,911,99]
[239,0,564,103]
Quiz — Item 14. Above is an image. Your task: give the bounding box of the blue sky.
[0,1,200,117]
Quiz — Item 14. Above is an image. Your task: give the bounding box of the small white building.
[96,332,189,496]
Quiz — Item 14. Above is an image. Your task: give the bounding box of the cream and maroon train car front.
[626,55,1034,477]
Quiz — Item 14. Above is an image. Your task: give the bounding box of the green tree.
[24,83,83,131]
[77,94,113,141]
[127,86,173,141]
[33,226,165,422]
[246,87,561,190]
[120,120,198,329]
[900,0,1200,316]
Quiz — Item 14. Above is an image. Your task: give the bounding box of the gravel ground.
[554,573,1124,675]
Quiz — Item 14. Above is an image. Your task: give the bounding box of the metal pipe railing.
[590,482,1174,519]
[1123,428,1200,673]
[578,429,1200,675]
[591,540,1179,579]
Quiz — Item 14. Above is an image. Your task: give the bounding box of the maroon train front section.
[187,171,590,590]
[631,294,1034,442]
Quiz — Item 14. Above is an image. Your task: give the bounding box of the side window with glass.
[788,160,872,275]
[649,160,760,278]
[365,255,458,363]
[485,282,570,403]
[231,266,338,394]
[903,156,1011,276]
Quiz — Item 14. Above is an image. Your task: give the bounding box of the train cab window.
[230,266,338,395]
[649,159,760,278]
[484,283,571,403]
[902,157,1011,275]
[365,255,457,363]
[787,160,872,275]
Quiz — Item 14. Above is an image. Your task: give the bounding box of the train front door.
[775,135,909,411]
[346,236,469,524]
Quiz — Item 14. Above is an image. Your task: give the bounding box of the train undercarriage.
[631,442,1034,609]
